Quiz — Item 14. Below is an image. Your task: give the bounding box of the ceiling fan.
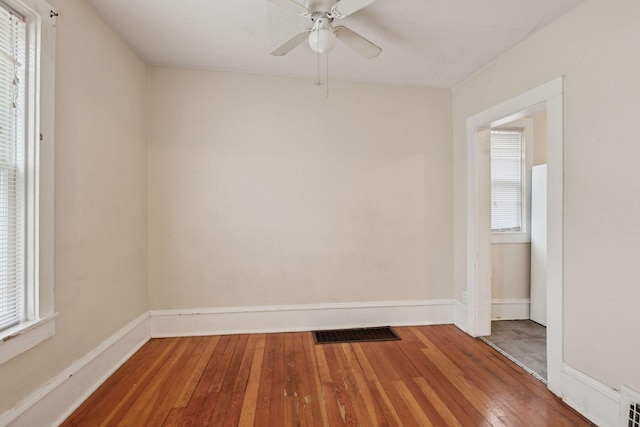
[269,0,382,59]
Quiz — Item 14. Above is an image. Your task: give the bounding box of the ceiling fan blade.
[271,29,312,56]
[331,0,377,17]
[334,26,381,59]
[268,0,310,15]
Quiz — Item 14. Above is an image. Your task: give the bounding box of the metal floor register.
[313,326,400,344]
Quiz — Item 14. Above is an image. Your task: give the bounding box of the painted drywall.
[454,0,640,392]
[491,243,531,300]
[0,0,148,414]
[148,68,453,309]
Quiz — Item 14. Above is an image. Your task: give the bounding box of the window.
[0,3,27,332]
[0,0,55,365]
[491,129,525,232]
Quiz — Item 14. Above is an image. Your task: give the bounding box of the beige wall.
[491,244,531,300]
[0,0,148,414]
[148,67,453,309]
[454,0,640,391]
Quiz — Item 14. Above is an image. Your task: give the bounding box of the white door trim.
[465,78,563,395]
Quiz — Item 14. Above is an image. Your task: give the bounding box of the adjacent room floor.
[481,320,547,382]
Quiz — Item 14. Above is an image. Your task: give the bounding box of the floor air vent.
[621,386,640,427]
[313,326,400,344]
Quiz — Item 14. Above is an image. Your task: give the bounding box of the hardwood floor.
[61,325,592,426]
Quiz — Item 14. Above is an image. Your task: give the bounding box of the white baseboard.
[0,312,150,427]
[454,300,468,332]
[491,298,530,320]
[561,363,621,427]
[150,300,455,338]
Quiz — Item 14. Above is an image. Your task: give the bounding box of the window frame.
[491,119,533,244]
[0,0,55,366]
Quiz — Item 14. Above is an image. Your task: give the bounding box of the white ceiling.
[86,0,584,88]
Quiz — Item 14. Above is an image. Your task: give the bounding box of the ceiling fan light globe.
[308,28,336,53]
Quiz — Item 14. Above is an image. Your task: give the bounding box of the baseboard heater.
[622,385,640,427]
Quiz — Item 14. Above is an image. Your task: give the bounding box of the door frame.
[464,78,564,395]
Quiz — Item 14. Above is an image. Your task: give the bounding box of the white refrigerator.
[530,164,547,326]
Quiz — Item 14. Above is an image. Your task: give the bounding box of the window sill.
[492,232,531,244]
[0,313,57,365]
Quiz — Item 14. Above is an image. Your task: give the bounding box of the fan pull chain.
[312,32,329,98]
[315,57,320,85]
[325,52,329,98]
[313,53,330,98]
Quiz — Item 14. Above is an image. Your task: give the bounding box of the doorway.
[481,111,548,382]
[464,78,564,395]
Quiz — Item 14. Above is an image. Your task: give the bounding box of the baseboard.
[150,300,455,338]
[454,300,468,332]
[454,298,530,331]
[491,298,530,320]
[0,312,150,427]
[561,363,621,427]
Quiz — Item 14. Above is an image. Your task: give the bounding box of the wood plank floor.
[61,325,593,426]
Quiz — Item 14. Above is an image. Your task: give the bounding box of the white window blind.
[0,5,26,332]
[491,129,524,232]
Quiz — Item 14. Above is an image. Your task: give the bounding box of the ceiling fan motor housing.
[270,0,382,59]
[308,16,336,53]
